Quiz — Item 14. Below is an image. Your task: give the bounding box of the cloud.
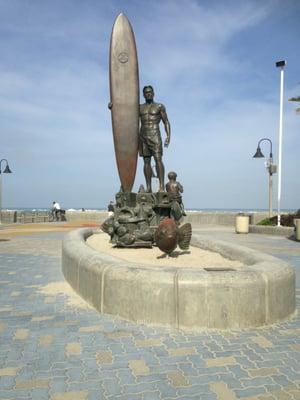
[0,0,299,209]
[136,0,271,82]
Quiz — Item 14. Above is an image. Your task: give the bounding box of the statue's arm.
[160,104,171,147]
[177,182,184,193]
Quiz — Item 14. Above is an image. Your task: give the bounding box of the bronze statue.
[166,171,186,220]
[102,15,192,250]
[155,218,192,256]
[139,86,170,193]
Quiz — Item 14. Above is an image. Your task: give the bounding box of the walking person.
[107,201,115,217]
[52,201,61,221]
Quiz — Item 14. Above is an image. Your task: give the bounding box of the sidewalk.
[0,224,299,400]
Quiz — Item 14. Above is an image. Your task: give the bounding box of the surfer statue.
[139,85,170,193]
[102,14,191,253]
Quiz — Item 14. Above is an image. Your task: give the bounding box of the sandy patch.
[37,281,92,310]
[87,233,243,269]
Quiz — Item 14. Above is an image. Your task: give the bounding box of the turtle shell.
[154,218,178,254]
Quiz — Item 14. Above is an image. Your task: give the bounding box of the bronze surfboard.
[109,13,139,192]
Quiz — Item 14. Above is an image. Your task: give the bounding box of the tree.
[289,96,300,114]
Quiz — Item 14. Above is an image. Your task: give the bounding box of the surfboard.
[109,13,139,192]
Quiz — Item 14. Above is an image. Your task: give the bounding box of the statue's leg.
[144,157,152,192]
[154,155,165,192]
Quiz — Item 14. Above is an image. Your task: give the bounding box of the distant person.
[108,201,114,217]
[52,201,61,221]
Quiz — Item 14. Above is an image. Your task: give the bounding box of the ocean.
[3,207,297,214]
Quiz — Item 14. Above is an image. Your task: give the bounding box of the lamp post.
[276,60,286,226]
[253,138,277,218]
[0,159,12,224]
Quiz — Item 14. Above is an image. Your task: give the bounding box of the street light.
[276,60,286,226]
[0,159,12,224]
[253,138,277,218]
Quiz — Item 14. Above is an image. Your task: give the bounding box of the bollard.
[235,213,249,234]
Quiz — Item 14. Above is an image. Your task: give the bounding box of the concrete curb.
[249,224,295,237]
[62,229,296,330]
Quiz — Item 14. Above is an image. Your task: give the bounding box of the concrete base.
[62,228,296,330]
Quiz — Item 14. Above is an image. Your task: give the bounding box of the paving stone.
[1,389,32,399]
[288,388,300,399]
[168,346,197,357]
[38,334,54,347]
[117,368,137,385]
[31,315,54,322]
[110,394,142,400]
[271,374,294,387]
[176,383,211,396]
[129,359,150,376]
[268,389,293,399]
[15,378,50,389]
[225,365,248,379]
[136,373,164,384]
[248,367,280,377]
[142,390,161,400]
[1,229,300,400]
[135,338,164,347]
[189,374,219,386]
[66,367,85,381]
[251,336,273,348]
[79,325,103,333]
[210,381,237,399]
[123,381,157,394]
[14,328,29,340]
[106,330,134,339]
[217,375,243,390]
[178,362,198,376]
[167,370,189,387]
[155,380,178,398]
[48,377,67,393]
[241,376,274,387]
[205,356,236,367]
[0,376,15,390]
[234,386,267,398]
[101,378,123,396]
[96,351,114,364]
[65,342,82,356]
[50,390,89,400]
[0,367,19,376]
[30,387,50,399]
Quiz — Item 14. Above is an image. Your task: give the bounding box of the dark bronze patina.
[139,86,170,193]
[166,171,186,220]
[155,218,192,255]
[103,15,191,250]
[109,13,139,192]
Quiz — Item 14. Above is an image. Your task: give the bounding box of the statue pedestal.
[102,191,185,248]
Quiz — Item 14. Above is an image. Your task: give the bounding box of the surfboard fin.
[178,223,192,250]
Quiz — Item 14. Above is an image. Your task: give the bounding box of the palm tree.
[289,96,300,114]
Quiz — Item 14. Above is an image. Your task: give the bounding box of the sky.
[1,0,299,210]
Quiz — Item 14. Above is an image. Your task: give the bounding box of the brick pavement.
[0,227,299,399]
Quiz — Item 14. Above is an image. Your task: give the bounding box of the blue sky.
[1,0,299,210]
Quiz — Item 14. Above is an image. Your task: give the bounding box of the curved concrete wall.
[64,211,271,226]
[62,229,295,330]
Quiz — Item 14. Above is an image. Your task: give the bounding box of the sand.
[87,232,244,269]
[38,282,92,310]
